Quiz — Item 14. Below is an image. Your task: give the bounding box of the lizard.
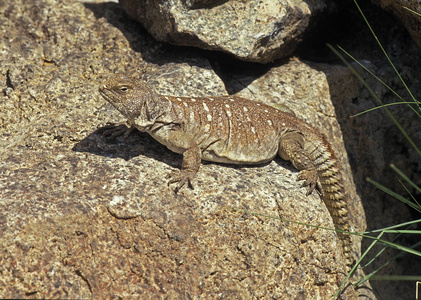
[98,73,353,269]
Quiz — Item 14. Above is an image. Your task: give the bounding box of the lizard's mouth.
[98,86,115,103]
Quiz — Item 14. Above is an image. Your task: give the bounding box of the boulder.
[118,0,329,63]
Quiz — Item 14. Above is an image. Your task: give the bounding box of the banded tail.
[306,136,352,270]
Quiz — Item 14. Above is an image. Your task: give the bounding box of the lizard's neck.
[132,90,172,131]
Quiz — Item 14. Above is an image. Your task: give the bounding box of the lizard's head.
[99,74,153,120]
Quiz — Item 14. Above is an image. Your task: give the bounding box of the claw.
[297,168,323,196]
[167,170,195,193]
[99,121,135,139]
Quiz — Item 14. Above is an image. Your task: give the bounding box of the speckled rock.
[0,0,358,298]
[0,0,361,298]
[182,0,229,9]
[1,0,420,299]
[118,0,329,63]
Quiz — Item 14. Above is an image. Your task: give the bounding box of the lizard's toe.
[297,169,322,196]
[167,170,195,193]
[99,122,135,139]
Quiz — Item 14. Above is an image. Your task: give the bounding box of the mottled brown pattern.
[99,73,352,268]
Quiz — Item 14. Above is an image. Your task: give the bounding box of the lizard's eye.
[119,86,130,93]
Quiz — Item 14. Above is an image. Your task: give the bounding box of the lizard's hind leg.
[278,132,323,196]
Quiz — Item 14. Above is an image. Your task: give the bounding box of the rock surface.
[372,0,421,49]
[0,0,359,298]
[118,0,328,63]
[0,0,420,299]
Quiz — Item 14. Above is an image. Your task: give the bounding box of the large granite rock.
[0,0,420,299]
[118,0,329,63]
[0,0,361,298]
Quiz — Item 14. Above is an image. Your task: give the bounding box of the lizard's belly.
[200,141,279,165]
[147,123,280,165]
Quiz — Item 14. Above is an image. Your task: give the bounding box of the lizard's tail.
[310,138,353,270]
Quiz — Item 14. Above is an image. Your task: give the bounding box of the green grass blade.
[351,102,420,118]
[327,44,421,157]
[337,44,421,118]
[391,164,421,194]
[362,219,421,234]
[353,0,418,109]
[354,231,385,285]
[373,238,421,257]
[356,238,421,286]
[366,177,421,212]
[403,6,421,18]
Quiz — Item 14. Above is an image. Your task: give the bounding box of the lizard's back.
[153,94,319,165]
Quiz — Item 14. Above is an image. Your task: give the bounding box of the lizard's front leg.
[100,120,136,139]
[278,132,322,195]
[168,141,202,193]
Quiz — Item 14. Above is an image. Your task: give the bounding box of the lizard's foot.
[99,122,135,139]
[297,168,323,196]
[167,170,195,193]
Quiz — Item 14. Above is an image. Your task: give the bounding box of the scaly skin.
[99,73,352,268]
